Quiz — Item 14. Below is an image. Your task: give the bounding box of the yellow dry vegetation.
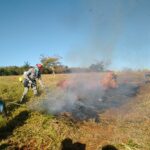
[0,73,150,150]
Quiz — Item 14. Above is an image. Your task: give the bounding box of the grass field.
[0,73,150,150]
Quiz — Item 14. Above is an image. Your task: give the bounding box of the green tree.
[41,55,61,74]
[23,61,30,68]
[40,55,61,68]
[89,61,109,72]
[40,55,68,74]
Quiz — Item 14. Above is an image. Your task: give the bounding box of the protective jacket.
[24,67,41,81]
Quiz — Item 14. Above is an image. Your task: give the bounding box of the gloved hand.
[29,80,32,84]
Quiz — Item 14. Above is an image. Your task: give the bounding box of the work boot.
[19,96,24,104]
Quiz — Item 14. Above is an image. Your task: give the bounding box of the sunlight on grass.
[0,74,150,149]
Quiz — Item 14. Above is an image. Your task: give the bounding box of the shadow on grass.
[61,138,86,150]
[6,102,20,114]
[0,110,30,140]
[101,144,118,150]
[0,143,10,149]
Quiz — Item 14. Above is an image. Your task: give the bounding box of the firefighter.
[20,64,44,103]
[101,71,118,90]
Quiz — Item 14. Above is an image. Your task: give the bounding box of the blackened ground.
[32,82,140,122]
[66,83,140,121]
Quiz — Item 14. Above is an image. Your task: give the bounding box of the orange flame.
[100,72,118,90]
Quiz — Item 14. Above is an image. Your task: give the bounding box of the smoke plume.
[30,73,140,122]
[65,0,123,67]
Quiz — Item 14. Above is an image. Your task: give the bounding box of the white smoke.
[29,73,141,121]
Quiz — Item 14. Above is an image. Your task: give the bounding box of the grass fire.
[31,72,140,122]
[0,71,150,150]
[1,0,150,149]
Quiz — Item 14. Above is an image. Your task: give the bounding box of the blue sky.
[0,0,150,70]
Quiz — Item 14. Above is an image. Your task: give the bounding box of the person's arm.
[24,69,32,82]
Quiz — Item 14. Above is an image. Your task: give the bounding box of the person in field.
[101,71,118,90]
[20,64,44,103]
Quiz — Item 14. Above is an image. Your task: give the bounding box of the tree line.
[0,56,108,76]
[0,65,70,76]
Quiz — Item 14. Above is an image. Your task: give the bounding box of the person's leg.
[32,80,38,96]
[20,87,29,103]
[20,79,29,103]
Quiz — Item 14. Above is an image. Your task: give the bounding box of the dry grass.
[0,73,150,150]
